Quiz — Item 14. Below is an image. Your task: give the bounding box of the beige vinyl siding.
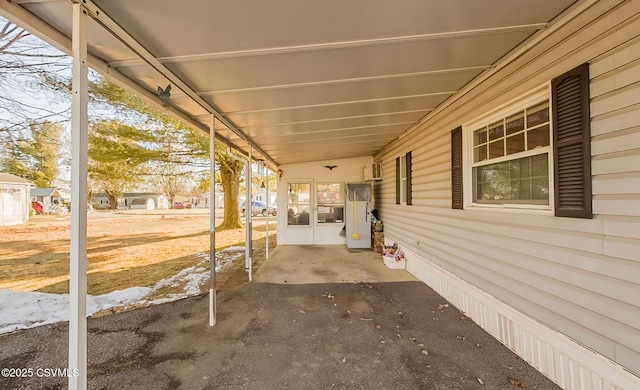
[374,0,640,378]
[592,42,640,221]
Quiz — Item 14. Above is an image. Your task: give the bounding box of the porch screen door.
[285,181,313,244]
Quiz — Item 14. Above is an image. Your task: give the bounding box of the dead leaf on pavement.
[508,377,525,387]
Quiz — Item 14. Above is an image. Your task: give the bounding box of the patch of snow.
[0,286,150,334]
[222,246,245,253]
[145,250,244,305]
[149,265,209,298]
[89,287,152,311]
[0,248,247,335]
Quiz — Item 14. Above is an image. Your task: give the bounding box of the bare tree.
[0,17,71,137]
[153,167,186,208]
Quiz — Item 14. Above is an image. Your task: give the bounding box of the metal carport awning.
[1,0,277,171]
[0,1,584,388]
[1,3,269,389]
[2,0,580,168]
[64,0,277,168]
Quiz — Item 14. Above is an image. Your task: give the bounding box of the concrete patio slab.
[254,245,417,284]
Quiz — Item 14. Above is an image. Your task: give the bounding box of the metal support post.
[209,115,216,326]
[265,167,269,259]
[246,148,253,281]
[69,4,88,389]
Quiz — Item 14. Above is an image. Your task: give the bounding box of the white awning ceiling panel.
[90,0,571,56]
[195,68,485,113]
[228,93,449,123]
[159,33,528,92]
[245,117,420,139]
[7,0,580,167]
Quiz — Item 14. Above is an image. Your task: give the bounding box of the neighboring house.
[252,191,276,206]
[90,193,112,209]
[190,192,224,209]
[30,187,62,214]
[57,188,71,204]
[0,173,33,226]
[91,192,169,210]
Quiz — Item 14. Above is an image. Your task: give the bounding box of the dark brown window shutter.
[451,127,463,209]
[406,151,412,205]
[552,63,592,218]
[395,157,400,204]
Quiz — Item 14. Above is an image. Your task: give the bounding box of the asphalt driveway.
[0,280,560,389]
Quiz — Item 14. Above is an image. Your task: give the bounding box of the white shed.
[0,173,33,226]
[122,193,169,210]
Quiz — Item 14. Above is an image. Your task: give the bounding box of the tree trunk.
[217,162,243,230]
[107,193,118,209]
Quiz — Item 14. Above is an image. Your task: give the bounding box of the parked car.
[173,202,184,209]
[240,201,276,217]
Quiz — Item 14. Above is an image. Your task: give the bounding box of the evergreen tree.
[88,120,161,208]
[1,121,63,187]
[2,17,250,223]
[90,76,247,229]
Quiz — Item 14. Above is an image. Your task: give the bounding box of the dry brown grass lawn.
[0,210,276,296]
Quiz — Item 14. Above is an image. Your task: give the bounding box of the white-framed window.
[287,182,310,226]
[453,64,592,218]
[399,154,407,203]
[316,183,344,223]
[466,88,552,209]
[395,151,412,205]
